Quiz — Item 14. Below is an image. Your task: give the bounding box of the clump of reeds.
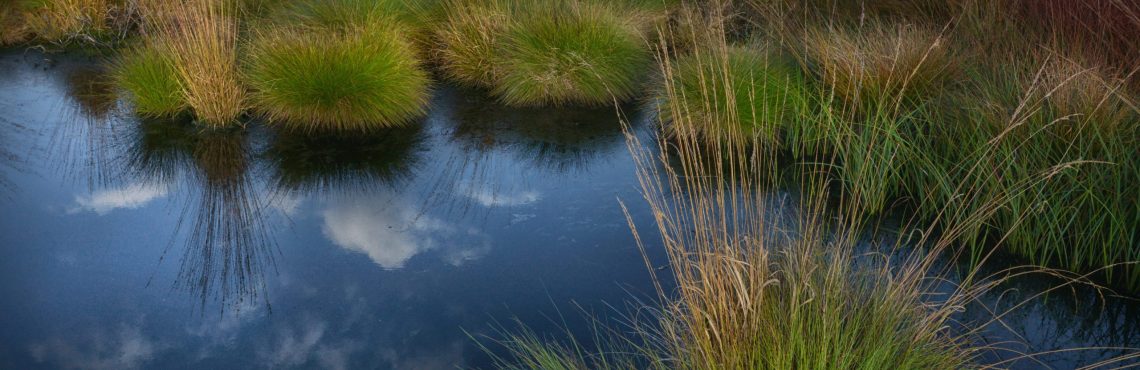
[141,0,245,126]
[113,43,187,117]
[244,23,430,132]
[942,52,1140,286]
[494,1,650,106]
[794,22,951,214]
[622,19,982,366]
[493,74,986,370]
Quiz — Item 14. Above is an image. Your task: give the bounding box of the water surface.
[0,49,1136,369]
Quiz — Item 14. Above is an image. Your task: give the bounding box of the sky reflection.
[1,48,1138,369]
[321,191,491,270]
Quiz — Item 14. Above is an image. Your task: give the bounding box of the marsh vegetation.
[2,0,1139,368]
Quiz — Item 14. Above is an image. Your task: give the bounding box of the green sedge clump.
[114,45,187,118]
[245,24,431,132]
[493,3,651,106]
[662,46,810,145]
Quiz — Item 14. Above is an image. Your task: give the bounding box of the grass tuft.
[805,23,952,111]
[0,5,31,46]
[245,24,430,132]
[661,45,809,146]
[19,0,116,45]
[113,44,187,117]
[943,52,1140,286]
[143,0,246,126]
[493,1,651,107]
[434,0,512,88]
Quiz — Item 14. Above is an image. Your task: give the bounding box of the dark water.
[0,49,1136,369]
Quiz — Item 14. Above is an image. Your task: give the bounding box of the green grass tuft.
[434,0,512,88]
[245,24,431,132]
[662,45,809,146]
[493,2,651,107]
[272,0,443,56]
[114,44,187,118]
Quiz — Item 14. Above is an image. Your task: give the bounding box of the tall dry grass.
[140,0,245,126]
[433,0,512,88]
[804,22,952,112]
[1020,0,1140,88]
[20,0,115,44]
[0,4,31,45]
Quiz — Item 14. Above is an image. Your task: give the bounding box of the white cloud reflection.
[321,192,490,269]
[28,325,162,370]
[70,182,169,215]
[456,183,541,207]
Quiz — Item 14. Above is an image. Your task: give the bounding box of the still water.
[0,49,1136,369]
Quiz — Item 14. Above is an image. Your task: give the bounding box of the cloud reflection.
[28,325,162,370]
[458,184,541,208]
[322,192,490,270]
[70,182,169,215]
